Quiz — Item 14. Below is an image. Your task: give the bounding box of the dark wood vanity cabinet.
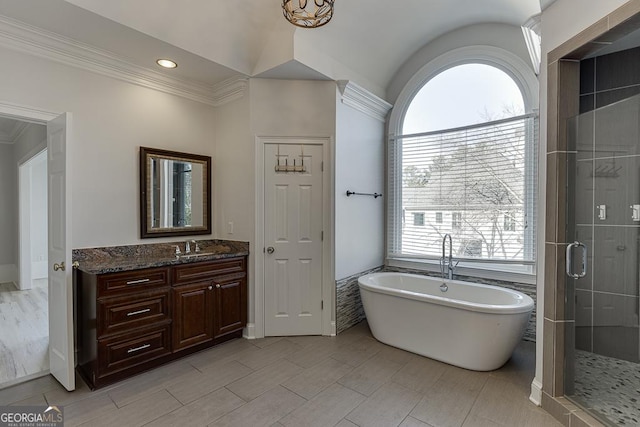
[214,275,247,338]
[77,256,247,389]
[172,258,247,352]
[172,280,215,351]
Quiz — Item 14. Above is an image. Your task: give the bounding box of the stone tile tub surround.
[337,265,537,342]
[72,239,249,274]
[336,266,384,333]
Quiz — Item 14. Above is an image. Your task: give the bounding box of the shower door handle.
[566,241,587,279]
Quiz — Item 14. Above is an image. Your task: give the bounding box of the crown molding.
[337,80,392,122]
[0,120,29,144]
[212,76,249,106]
[0,14,247,107]
[0,100,60,123]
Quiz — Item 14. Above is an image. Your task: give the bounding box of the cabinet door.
[213,276,247,338]
[172,281,214,351]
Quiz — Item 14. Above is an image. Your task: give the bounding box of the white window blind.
[388,114,538,264]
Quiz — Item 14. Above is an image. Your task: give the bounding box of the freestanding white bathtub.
[358,272,534,371]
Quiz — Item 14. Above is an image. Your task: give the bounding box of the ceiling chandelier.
[282,0,334,28]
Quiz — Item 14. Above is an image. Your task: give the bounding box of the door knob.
[208,285,213,290]
[266,247,275,254]
[216,284,221,289]
[53,262,66,272]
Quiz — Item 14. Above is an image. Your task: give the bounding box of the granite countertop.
[72,239,249,275]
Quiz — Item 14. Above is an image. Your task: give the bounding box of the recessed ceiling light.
[156,59,177,69]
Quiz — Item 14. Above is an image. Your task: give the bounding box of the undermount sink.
[178,252,214,259]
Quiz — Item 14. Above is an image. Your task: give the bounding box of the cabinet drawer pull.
[126,308,151,317]
[126,278,151,285]
[127,344,151,354]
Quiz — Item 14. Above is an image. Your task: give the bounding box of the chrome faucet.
[176,241,199,257]
[441,234,455,280]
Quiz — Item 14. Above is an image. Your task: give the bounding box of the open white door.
[47,113,75,391]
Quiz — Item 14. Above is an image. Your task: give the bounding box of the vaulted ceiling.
[0,0,553,100]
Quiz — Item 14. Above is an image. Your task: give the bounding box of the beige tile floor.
[0,321,561,427]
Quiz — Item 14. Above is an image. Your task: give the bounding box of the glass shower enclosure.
[566,94,640,426]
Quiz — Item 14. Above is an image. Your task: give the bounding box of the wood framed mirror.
[140,147,211,238]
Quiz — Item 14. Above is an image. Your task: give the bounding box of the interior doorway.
[0,103,74,391]
[263,142,325,336]
[0,117,49,388]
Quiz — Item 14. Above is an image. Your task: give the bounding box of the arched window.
[387,48,538,278]
[402,64,524,134]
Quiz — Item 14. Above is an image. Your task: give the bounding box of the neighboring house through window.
[452,212,462,230]
[504,212,516,232]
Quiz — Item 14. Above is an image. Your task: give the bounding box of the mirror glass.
[140,147,211,238]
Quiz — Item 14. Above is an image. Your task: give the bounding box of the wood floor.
[0,279,49,387]
[0,321,561,427]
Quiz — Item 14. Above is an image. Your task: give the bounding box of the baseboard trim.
[243,323,256,340]
[530,378,543,406]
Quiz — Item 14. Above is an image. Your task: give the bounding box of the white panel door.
[47,113,75,391]
[264,143,323,336]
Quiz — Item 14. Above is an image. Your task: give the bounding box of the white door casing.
[264,143,324,336]
[47,113,75,391]
[19,149,48,291]
[19,161,33,291]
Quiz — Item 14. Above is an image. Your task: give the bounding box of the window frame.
[386,46,539,282]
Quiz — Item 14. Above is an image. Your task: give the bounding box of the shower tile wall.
[573,48,640,363]
[579,46,640,114]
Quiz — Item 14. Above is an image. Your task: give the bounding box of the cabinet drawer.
[173,257,245,284]
[98,290,170,337]
[98,324,171,376]
[98,268,170,297]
